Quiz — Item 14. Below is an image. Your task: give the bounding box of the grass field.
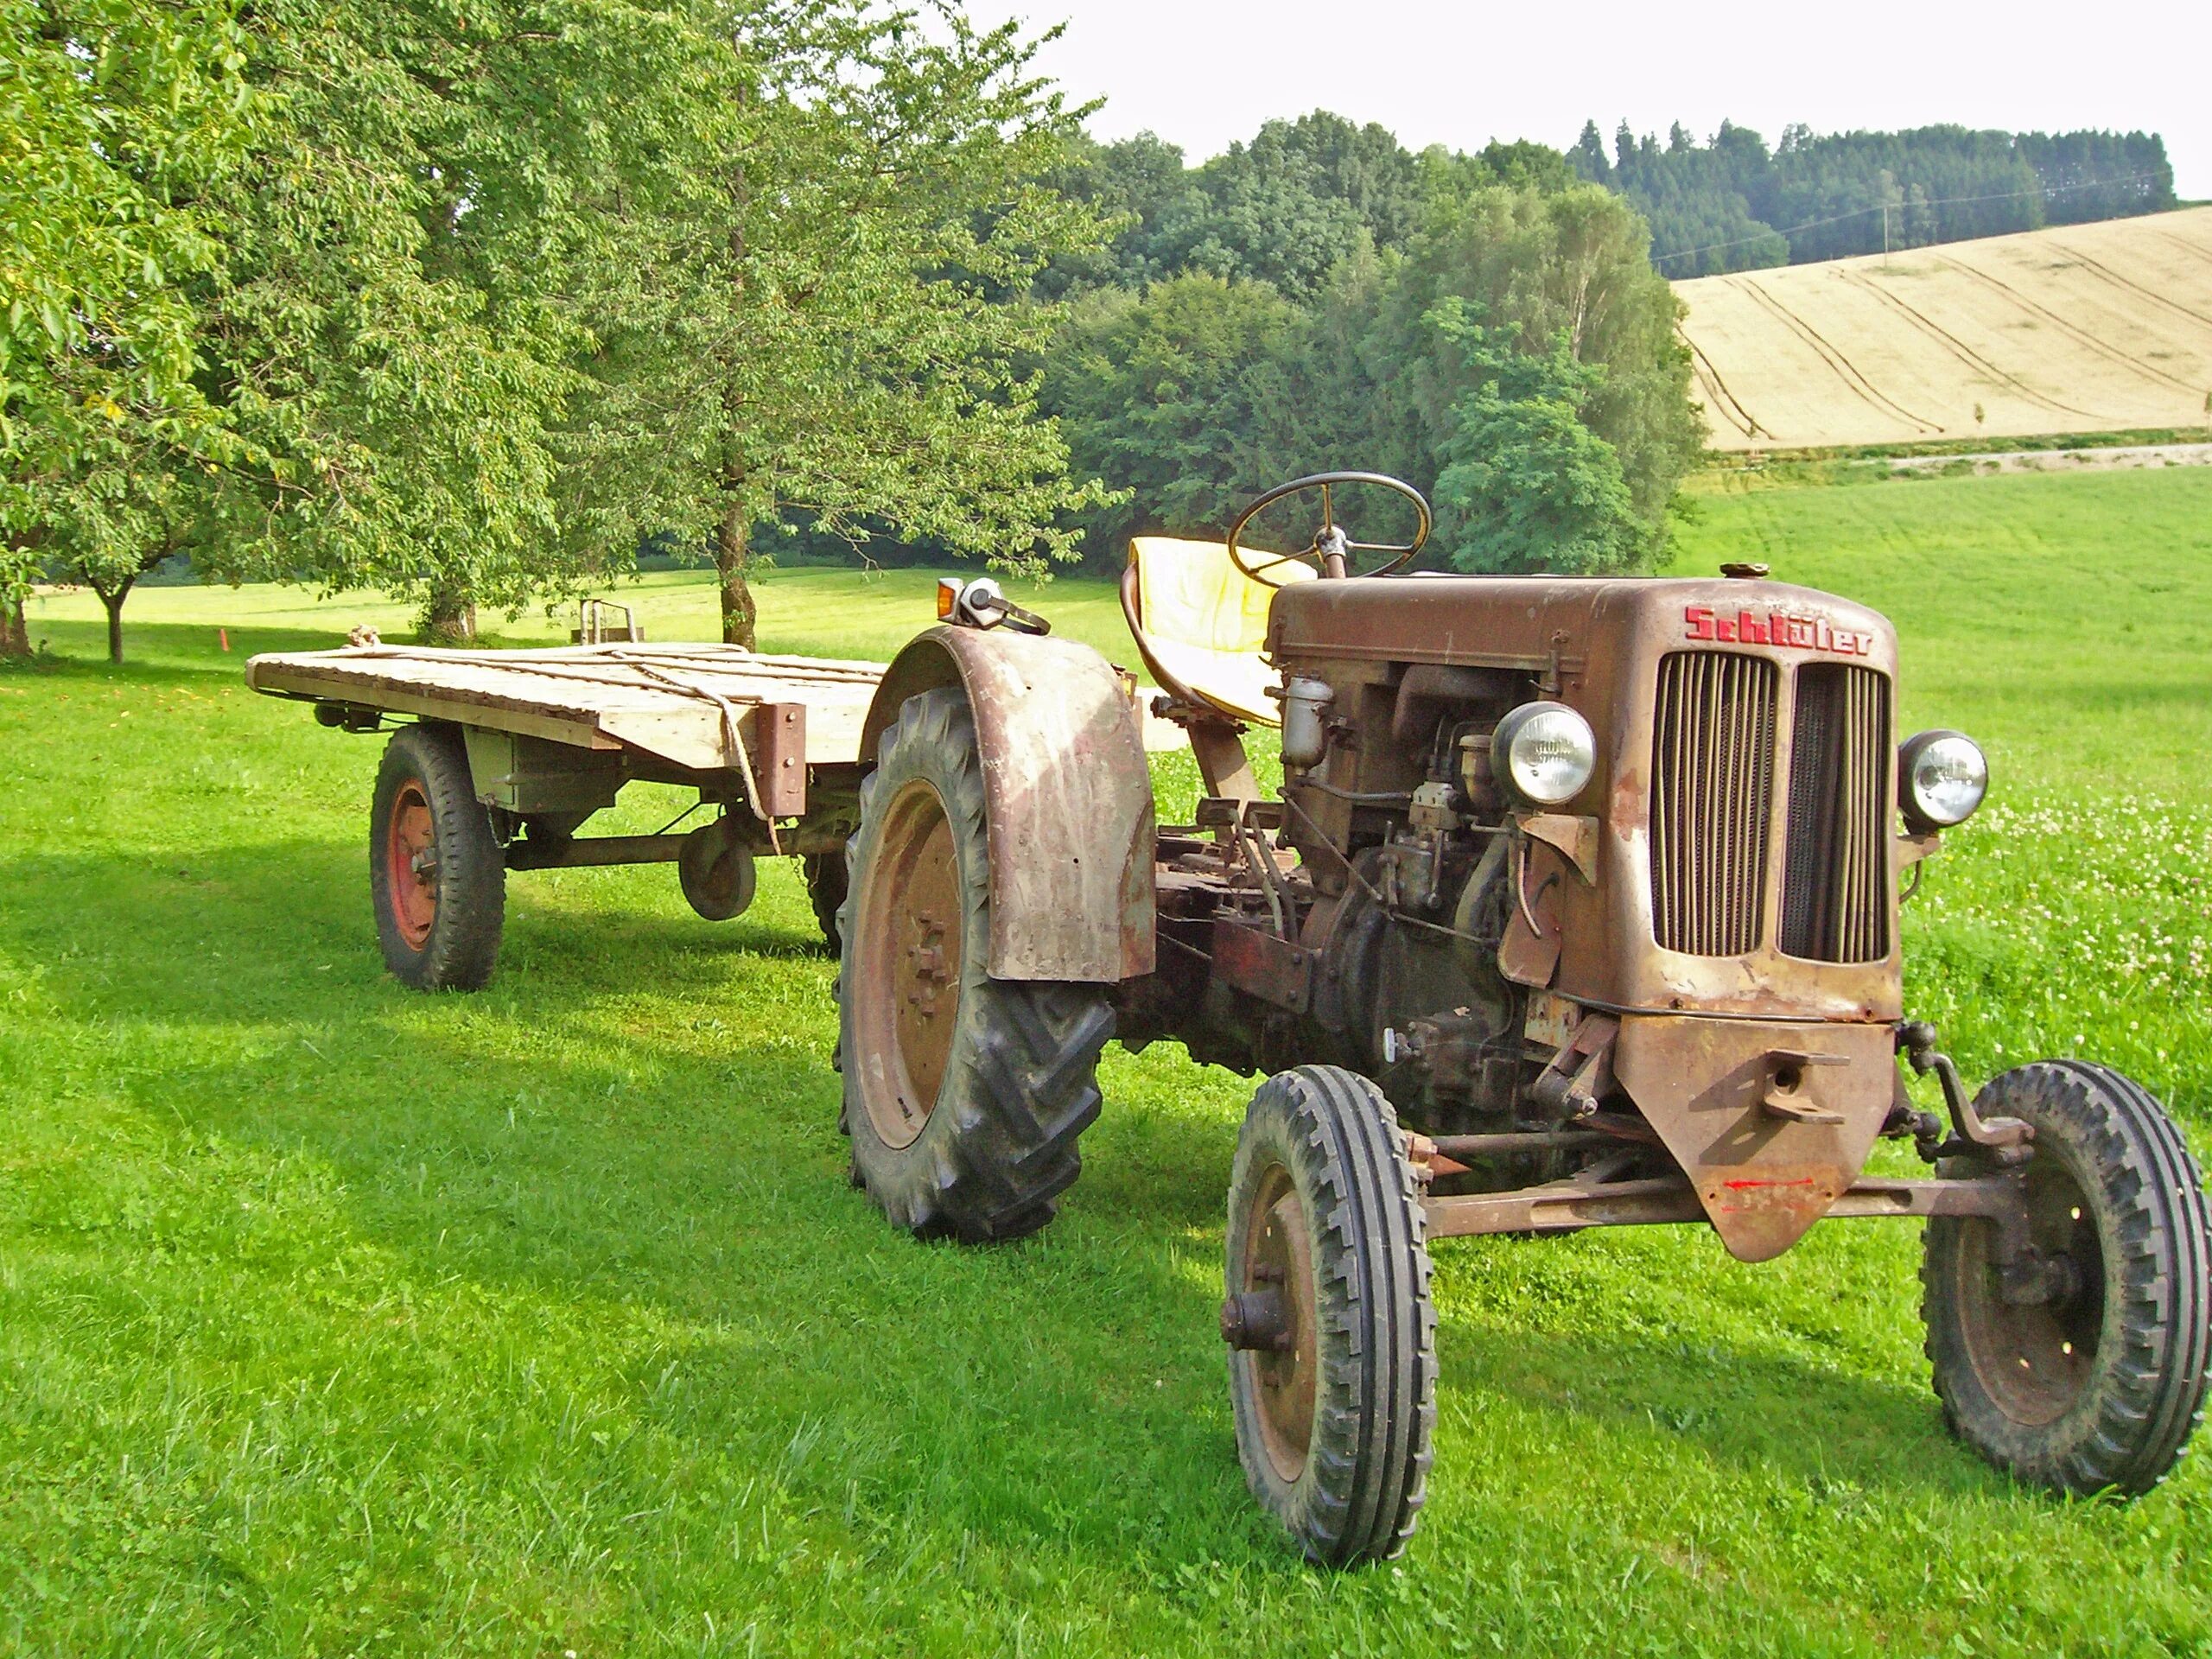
[4,466,2211,1656]
[1677,205,2212,451]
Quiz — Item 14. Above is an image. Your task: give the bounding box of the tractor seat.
[1119,537,1314,727]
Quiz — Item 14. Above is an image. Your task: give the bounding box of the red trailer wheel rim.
[386,781,438,950]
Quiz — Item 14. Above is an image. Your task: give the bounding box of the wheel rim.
[853,779,963,1150]
[386,780,438,950]
[679,823,754,919]
[1955,1152,2107,1427]
[1238,1161,1319,1483]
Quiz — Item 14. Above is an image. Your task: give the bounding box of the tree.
[1567,121,1612,188]
[1041,274,1301,563]
[568,3,1112,648]
[1427,299,1643,575]
[1036,177,1699,574]
[191,0,678,641]
[1352,181,1701,550]
[6,0,664,658]
[1,0,252,661]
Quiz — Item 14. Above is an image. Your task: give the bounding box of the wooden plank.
[249,663,622,750]
[247,644,886,772]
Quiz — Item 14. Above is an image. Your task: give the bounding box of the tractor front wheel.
[370,723,505,990]
[836,688,1112,1243]
[1923,1060,2210,1495]
[1224,1066,1436,1566]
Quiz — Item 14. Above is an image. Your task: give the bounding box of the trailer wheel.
[1923,1061,2210,1496]
[370,723,505,990]
[803,852,847,951]
[837,688,1111,1243]
[1224,1066,1436,1567]
[677,821,756,922]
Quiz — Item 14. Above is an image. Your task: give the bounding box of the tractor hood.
[1269,573,1905,1026]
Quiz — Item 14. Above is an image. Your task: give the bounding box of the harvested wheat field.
[1676,205,2212,450]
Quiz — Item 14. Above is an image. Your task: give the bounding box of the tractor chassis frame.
[1418,1158,2053,1299]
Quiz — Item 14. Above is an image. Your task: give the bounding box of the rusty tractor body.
[1128,569,1914,1264]
[846,474,2207,1564]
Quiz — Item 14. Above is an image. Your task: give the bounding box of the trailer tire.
[677,821,756,922]
[371,723,505,990]
[837,688,1110,1243]
[803,852,848,951]
[1923,1061,2210,1496]
[1224,1066,1436,1567]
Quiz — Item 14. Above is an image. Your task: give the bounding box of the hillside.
[1675,206,2212,450]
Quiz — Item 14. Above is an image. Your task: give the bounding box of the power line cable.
[1650,169,2168,268]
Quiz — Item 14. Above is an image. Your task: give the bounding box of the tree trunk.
[93,577,133,664]
[717,505,757,651]
[423,582,477,645]
[3,529,37,660]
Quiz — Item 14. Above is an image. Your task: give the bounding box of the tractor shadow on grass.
[0,835,1995,1571]
[1425,1283,1988,1503]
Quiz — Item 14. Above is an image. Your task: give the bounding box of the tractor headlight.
[1899,730,1987,831]
[1492,702,1597,808]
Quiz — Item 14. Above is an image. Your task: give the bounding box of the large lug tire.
[836,688,1112,1243]
[370,723,505,990]
[803,851,848,951]
[1923,1060,2210,1496]
[1224,1065,1437,1567]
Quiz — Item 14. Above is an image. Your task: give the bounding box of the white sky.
[974,0,2210,201]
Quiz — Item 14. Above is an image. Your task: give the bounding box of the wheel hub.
[1230,1164,1319,1483]
[852,779,964,1150]
[1958,1154,2105,1426]
[386,781,438,950]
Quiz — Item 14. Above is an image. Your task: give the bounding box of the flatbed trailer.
[246,640,893,982]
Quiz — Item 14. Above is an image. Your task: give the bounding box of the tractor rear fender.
[860,625,1156,982]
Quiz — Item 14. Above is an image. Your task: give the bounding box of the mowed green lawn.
[3,467,2209,1656]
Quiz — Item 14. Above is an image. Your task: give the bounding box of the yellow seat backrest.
[1128,537,1313,727]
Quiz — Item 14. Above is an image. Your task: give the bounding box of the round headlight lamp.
[1491,702,1597,808]
[1898,729,1988,831]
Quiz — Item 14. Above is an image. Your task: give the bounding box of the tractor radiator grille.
[1649,652,1779,957]
[1780,663,1892,963]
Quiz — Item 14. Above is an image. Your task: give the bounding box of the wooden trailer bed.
[245,642,887,775]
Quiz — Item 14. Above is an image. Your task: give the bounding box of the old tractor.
[257,470,2209,1567]
[836,472,2209,1564]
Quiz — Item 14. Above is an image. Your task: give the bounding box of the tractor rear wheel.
[836,688,1112,1243]
[370,723,505,990]
[1224,1066,1436,1566]
[1923,1061,2210,1495]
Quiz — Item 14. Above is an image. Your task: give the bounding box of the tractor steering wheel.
[1226,471,1432,583]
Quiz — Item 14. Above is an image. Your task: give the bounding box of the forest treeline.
[1567,121,2177,276]
[4,0,2171,659]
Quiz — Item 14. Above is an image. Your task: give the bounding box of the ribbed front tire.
[1923,1060,2210,1496]
[1225,1066,1436,1566]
